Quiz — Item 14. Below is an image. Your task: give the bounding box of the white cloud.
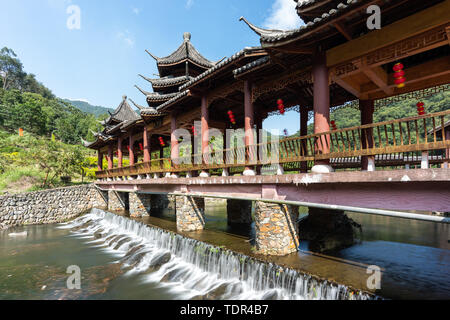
[132,7,141,15]
[117,30,135,47]
[263,0,304,30]
[186,0,194,9]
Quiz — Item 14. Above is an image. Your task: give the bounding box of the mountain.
[64,99,114,117]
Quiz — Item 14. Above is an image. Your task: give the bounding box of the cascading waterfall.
[61,208,375,300]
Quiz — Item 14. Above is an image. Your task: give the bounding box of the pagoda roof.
[139,74,192,89]
[104,95,141,125]
[294,0,342,23]
[146,33,217,70]
[129,98,165,118]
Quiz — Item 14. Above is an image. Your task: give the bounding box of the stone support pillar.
[108,190,127,212]
[176,196,205,232]
[129,192,151,218]
[254,201,299,256]
[227,199,252,225]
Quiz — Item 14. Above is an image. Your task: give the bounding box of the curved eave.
[139,74,192,89]
[242,0,366,48]
[233,56,271,78]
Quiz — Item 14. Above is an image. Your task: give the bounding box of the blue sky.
[0,0,306,133]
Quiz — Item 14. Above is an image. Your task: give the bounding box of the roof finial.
[183,32,191,41]
[122,95,127,101]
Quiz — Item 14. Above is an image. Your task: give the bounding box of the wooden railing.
[96,110,450,179]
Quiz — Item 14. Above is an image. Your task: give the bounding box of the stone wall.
[254,202,299,256]
[108,190,128,212]
[176,196,205,232]
[0,185,107,230]
[129,193,151,218]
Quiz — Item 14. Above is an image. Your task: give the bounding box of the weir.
[66,208,375,300]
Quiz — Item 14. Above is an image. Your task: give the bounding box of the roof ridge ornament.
[134,85,152,96]
[128,98,145,111]
[145,49,159,61]
[183,32,191,42]
[239,16,284,36]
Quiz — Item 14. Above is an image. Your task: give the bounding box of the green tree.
[0,47,25,90]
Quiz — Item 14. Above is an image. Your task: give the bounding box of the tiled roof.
[146,33,217,69]
[233,56,271,76]
[105,96,141,124]
[241,0,366,44]
[139,74,192,88]
[179,46,264,90]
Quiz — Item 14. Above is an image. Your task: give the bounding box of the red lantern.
[191,125,198,137]
[139,143,144,151]
[331,120,338,131]
[416,102,426,116]
[277,99,285,115]
[393,63,406,88]
[159,137,165,147]
[228,110,236,125]
[126,145,130,151]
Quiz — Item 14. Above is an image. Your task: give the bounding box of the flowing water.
[0,205,448,300]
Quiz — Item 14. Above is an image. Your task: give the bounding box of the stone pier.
[254,201,299,256]
[176,196,205,232]
[129,192,151,218]
[108,190,128,212]
[227,199,252,225]
[298,208,361,253]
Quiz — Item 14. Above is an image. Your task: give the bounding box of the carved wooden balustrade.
[96,110,450,179]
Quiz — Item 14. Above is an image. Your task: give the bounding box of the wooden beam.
[358,64,393,96]
[446,26,450,45]
[361,56,450,96]
[327,0,450,67]
[331,74,361,98]
[333,21,352,41]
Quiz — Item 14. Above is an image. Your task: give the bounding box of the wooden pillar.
[300,107,308,173]
[129,134,135,166]
[143,126,151,162]
[444,127,450,168]
[107,144,114,170]
[360,100,375,171]
[312,49,331,173]
[200,96,210,177]
[244,80,256,176]
[171,114,179,176]
[117,137,123,168]
[97,151,103,171]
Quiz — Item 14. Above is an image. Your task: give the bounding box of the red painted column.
[143,126,151,162]
[200,96,210,177]
[244,80,256,175]
[117,137,123,168]
[360,99,375,171]
[171,113,179,168]
[107,144,114,170]
[300,107,309,173]
[312,49,331,172]
[97,151,103,171]
[129,134,135,166]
